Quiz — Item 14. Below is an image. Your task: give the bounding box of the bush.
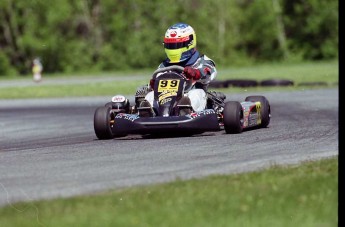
[0,52,16,76]
[0,0,338,75]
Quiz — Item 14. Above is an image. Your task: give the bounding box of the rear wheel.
[245,95,270,128]
[223,101,243,134]
[94,106,114,140]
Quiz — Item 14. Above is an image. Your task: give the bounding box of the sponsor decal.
[160,98,172,105]
[248,113,258,127]
[190,109,215,118]
[115,113,139,122]
[158,91,177,102]
[170,31,177,37]
[255,102,262,124]
[243,118,248,127]
[112,95,126,103]
[164,36,189,43]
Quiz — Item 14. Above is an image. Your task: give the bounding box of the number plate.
[158,79,180,92]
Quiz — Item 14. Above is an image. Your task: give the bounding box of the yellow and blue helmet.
[163,23,197,63]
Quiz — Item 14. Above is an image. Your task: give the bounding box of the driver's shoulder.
[199,54,216,66]
[158,62,165,68]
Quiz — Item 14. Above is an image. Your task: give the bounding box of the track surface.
[0,89,338,206]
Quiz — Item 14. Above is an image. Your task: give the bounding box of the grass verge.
[0,157,338,227]
[0,60,338,99]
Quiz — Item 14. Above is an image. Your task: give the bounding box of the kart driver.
[136,22,225,117]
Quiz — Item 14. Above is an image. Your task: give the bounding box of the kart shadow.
[94,126,270,141]
[142,132,216,139]
[115,132,217,140]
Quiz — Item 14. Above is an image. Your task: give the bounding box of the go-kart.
[94,65,271,140]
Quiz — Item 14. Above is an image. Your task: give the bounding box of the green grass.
[0,157,338,227]
[219,60,338,82]
[0,60,338,99]
[0,80,148,99]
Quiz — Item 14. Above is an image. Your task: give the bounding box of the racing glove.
[149,78,155,89]
[183,66,201,80]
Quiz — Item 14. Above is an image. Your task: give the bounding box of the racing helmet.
[163,23,197,63]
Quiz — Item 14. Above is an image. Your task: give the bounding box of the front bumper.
[112,110,220,135]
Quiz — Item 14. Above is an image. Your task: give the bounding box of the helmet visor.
[164,35,194,50]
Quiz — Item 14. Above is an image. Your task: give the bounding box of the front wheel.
[245,95,270,128]
[223,101,243,134]
[94,106,114,140]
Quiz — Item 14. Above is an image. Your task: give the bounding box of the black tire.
[105,102,113,108]
[226,79,258,88]
[260,79,294,87]
[223,101,243,134]
[245,95,270,128]
[298,82,328,86]
[94,106,114,140]
[209,80,228,88]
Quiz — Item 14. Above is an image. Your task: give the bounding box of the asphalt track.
[0,88,338,206]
